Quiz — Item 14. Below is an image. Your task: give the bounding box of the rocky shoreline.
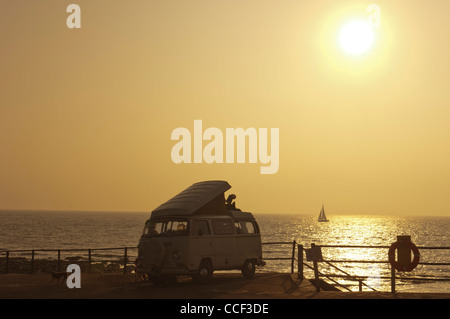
[0,256,135,274]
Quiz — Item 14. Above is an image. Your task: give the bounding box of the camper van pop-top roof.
[150,180,251,218]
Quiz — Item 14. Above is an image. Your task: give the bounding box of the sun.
[339,20,375,55]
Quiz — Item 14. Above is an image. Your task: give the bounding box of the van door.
[210,219,237,269]
[235,220,261,266]
[190,220,215,270]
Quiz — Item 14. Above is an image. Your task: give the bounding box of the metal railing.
[2,242,449,294]
[261,241,450,293]
[0,247,138,275]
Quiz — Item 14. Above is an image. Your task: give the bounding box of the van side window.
[234,222,242,234]
[212,219,235,235]
[234,220,257,234]
[192,220,210,236]
[244,221,256,234]
[243,221,255,234]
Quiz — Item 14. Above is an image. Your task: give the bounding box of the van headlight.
[172,250,181,260]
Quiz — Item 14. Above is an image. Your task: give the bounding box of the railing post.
[311,243,320,292]
[358,280,362,292]
[298,244,303,280]
[88,249,92,273]
[123,247,128,274]
[57,249,61,272]
[5,251,9,274]
[291,241,296,274]
[31,250,35,275]
[391,266,396,294]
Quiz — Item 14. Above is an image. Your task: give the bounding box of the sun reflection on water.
[258,214,450,292]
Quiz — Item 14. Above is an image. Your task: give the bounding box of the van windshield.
[142,219,189,237]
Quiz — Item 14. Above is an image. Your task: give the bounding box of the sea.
[0,210,449,293]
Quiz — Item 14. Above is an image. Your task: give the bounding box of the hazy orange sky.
[1,0,450,216]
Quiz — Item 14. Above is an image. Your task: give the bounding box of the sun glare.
[339,20,375,55]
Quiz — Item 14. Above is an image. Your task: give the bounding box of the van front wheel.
[193,260,213,284]
[241,260,256,279]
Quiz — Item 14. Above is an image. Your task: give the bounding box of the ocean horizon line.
[0,209,448,218]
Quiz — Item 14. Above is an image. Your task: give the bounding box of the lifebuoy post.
[397,235,412,267]
[389,235,420,272]
[388,235,421,293]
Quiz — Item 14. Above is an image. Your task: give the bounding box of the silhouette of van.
[136,181,265,284]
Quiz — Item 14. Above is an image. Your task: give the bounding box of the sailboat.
[318,204,329,222]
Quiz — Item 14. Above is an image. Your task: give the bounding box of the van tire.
[241,260,256,279]
[193,260,213,284]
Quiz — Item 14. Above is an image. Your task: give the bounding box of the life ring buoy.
[388,240,420,272]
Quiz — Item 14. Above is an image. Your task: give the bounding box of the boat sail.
[318,204,329,222]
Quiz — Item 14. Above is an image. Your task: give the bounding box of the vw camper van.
[136,181,265,283]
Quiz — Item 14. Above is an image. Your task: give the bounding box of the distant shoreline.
[0,209,148,214]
